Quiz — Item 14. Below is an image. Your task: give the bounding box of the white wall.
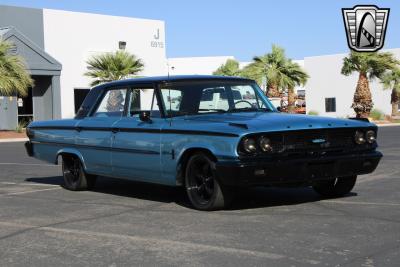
[168,56,234,75]
[43,9,167,118]
[305,48,400,117]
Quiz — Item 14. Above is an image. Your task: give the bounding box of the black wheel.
[185,152,232,211]
[312,175,357,198]
[62,155,97,191]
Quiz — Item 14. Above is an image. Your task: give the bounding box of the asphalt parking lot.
[0,126,399,266]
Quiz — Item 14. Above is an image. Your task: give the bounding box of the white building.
[0,5,167,129]
[304,48,400,117]
[168,56,234,75]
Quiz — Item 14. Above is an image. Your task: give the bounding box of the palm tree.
[252,45,290,98]
[341,51,398,118]
[283,60,309,113]
[0,40,33,96]
[381,68,400,116]
[213,59,241,76]
[85,50,144,86]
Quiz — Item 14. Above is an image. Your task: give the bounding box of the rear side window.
[93,88,128,117]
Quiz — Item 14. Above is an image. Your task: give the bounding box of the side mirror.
[139,111,152,122]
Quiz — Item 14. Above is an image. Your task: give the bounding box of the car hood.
[183,112,375,133]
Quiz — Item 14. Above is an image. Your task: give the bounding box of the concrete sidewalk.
[0,138,28,143]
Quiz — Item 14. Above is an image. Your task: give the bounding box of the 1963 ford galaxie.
[25,75,382,210]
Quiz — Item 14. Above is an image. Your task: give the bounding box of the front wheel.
[62,155,97,191]
[312,176,357,198]
[185,152,232,211]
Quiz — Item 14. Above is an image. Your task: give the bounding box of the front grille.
[282,128,356,152]
[239,128,376,158]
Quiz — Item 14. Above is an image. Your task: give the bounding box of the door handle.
[75,127,82,132]
[111,128,119,133]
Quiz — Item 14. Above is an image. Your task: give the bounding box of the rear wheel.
[62,155,97,191]
[185,152,232,211]
[312,175,357,198]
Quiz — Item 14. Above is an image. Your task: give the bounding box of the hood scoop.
[228,122,248,129]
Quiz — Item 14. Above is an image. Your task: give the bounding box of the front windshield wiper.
[198,108,227,113]
[228,107,272,113]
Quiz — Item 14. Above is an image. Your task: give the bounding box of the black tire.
[62,155,97,191]
[312,175,357,198]
[185,152,232,211]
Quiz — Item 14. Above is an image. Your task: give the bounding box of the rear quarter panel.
[28,119,79,164]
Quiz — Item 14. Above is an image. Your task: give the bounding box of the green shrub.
[15,120,28,133]
[370,109,385,121]
[308,110,319,115]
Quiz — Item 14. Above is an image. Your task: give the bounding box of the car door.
[75,87,128,176]
[111,86,164,183]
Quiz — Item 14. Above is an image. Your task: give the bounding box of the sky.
[0,0,399,61]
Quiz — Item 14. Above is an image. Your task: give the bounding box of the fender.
[56,148,88,171]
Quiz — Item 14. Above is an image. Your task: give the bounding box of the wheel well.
[176,148,217,186]
[56,152,78,165]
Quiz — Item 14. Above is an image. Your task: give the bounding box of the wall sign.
[151,28,164,48]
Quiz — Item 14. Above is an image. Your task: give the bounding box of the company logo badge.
[342,5,390,52]
[311,139,326,144]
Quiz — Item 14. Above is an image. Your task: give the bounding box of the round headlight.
[366,130,376,143]
[354,130,366,145]
[259,136,273,152]
[242,138,257,153]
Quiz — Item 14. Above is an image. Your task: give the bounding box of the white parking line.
[1,187,61,196]
[0,182,60,187]
[0,163,57,167]
[322,200,400,206]
[0,221,319,264]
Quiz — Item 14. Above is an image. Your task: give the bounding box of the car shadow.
[25,176,357,210]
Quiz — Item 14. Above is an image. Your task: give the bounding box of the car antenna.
[166,60,173,126]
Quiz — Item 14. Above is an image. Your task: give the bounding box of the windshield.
[160,81,276,117]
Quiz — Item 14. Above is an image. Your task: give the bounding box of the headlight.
[259,136,273,152]
[366,130,376,143]
[354,130,366,145]
[242,138,257,153]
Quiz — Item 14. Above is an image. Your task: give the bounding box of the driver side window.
[128,88,161,118]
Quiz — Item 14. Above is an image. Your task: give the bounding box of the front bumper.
[25,141,34,157]
[216,151,382,186]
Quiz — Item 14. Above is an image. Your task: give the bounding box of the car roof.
[93,75,254,89]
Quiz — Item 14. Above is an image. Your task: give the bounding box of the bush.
[15,120,28,133]
[370,109,385,121]
[308,110,319,115]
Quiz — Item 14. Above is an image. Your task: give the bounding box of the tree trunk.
[391,87,399,116]
[352,73,373,118]
[287,87,296,113]
[267,83,280,98]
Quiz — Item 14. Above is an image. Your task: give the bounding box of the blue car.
[25,76,382,210]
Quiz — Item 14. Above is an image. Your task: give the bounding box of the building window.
[325,98,336,112]
[119,41,127,50]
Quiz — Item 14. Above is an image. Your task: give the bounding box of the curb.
[376,123,400,127]
[0,138,29,143]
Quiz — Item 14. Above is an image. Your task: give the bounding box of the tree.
[341,51,398,118]
[0,40,33,96]
[213,59,241,76]
[85,50,144,86]
[283,60,309,113]
[252,45,290,98]
[381,68,400,116]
